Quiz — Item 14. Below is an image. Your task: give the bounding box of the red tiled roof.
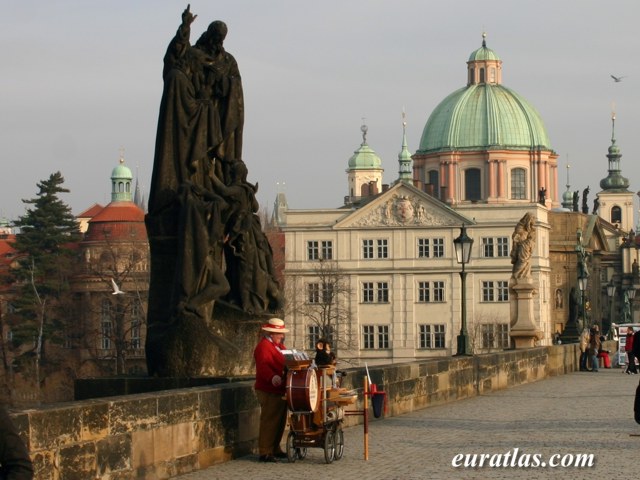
[77,203,104,218]
[84,202,147,242]
[89,202,144,223]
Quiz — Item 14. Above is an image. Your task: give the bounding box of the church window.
[101,299,112,350]
[511,168,527,199]
[468,67,475,85]
[464,168,481,201]
[611,206,622,224]
[427,170,440,197]
[479,68,485,83]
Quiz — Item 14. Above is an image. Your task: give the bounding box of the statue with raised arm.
[145,6,280,377]
[510,213,536,281]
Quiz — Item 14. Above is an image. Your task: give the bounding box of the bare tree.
[75,228,148,376]
[285,259,355,359]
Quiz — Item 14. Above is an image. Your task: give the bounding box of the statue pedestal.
[509,280,542,349]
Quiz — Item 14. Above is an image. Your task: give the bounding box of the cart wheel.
[286,432,297,463]
[334,427,344,460]
[323,430,335,464]
[296,447,307,460]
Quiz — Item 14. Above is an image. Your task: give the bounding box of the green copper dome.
[348,124,382,170]
[348,144,382,169]
[468,45,500,62]
[112,162,133,180]
[417,84,552,153]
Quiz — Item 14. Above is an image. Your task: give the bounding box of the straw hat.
[261,318,289,333]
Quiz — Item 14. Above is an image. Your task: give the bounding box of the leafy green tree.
[8,172,81,402]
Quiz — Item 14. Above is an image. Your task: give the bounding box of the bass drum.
[286,368,319,412]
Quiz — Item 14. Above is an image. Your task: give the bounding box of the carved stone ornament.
[351,193,457,227]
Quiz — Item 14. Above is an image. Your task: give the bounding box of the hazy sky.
[2,0,639,222]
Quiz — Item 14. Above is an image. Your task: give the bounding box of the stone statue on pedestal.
[509,213,543,348]
[145,6,282,377]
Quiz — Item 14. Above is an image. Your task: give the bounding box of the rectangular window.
[377,282,389,303]
[308,325,321,350]
[419,324,446,349]
[362,282,374,303]
[481,324,510,349]
[130,320,141,349]
[377,239,388,259]
[377,325,389,349]
[497,237,509,257]
[322,283,334,304]
[482,281,495,302]
[129,301,142,349]
[482,237,509,257]
[418,281,429,302]
[321,240,333,260]
[511,168,527,199]
[308,240,332,260]
[497,281,509,302]
[433,238,444,257]
[101,300,112,350]
[481,324,494,349]
[482,281,509,302]
[417,281,445,302]
[482,238,495,258]
[433,281,445,302]
[363,325,375,349]
[417,238,429,258]
[362,239,374,259]
[307,241,319,260]
[496,324,510,348]
[307,283,320,303]
[417,238,444,258]
[434,324,445,348]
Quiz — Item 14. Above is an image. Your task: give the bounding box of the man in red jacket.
[254,318,289,462]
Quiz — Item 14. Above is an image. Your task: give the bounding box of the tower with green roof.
[111,153,133,203]
[413,34,558,207]
[596,113,634,232]
[346,123,384,205]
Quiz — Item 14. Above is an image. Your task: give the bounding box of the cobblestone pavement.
[175,368,640,479]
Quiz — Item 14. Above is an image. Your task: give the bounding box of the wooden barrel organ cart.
[284,353,357,464]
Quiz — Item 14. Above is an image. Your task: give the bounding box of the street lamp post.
[628,287,637,323]
[453,224,474,356]
[606,282,616,339]
[578,274,588,331]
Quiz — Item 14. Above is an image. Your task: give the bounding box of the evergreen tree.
[8,172,81,400]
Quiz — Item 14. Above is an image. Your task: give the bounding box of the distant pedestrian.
[588,326,601,372]
[632,328,640,373]
[579,328,590,371]
[625,327,637,374]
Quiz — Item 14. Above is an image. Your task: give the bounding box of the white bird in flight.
[611,75,625,82]
[111,278,125,295]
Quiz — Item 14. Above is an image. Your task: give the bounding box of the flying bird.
[111,278,125,295]
[611,75,625,82]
